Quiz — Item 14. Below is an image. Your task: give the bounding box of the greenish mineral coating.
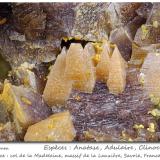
[141,25,150,40]
[149,94,160,106]
[134,3,160,46]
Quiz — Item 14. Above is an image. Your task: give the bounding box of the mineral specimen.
[134,3,160,45]
[8,62,38,91]
[43,48,72,106]
[84,42,96,63]
[126,16,146,39]
[0,2,147,67]
[0,82,51,134]
[0,28,57,68]
[134,24,160,46]
[41,3,77,40]
[73,44,96,93]
[129,43,148,68]
[65,43,86,81]
[72,3,144,41]
[24,111,76,142]
[0,3,77,67]
[141,52,160,98]
[66,67,155,141]
[0,2,160,142]
[109,27,133,61]
[12,3,46,40]
[130,43,160,68]
[96,41,110,81]
[71,3,110,41]
[114,3,142,25]
[65,43,96,92]
[107,45,128,94]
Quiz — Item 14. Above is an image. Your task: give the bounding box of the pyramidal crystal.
[84,42,96,60]
[73,44,96,93]
[65,43,86,81]
[96,41,110,82]
[43,48,72,106]
[107,45,128,94]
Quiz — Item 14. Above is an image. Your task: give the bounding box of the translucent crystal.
[24,111,76,142]
[141,53,160,98]
[129,43,148,68]
[107,45,127,94]
[96,41,110,82]
[84,42,96,60]
[43,48,72,106]
[65,43,86,81]
[73,44,96,93]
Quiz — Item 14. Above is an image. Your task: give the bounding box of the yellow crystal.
[43,48,72,106]
[73,44,96,93]
[96,41,111,82]
[0,82,36,133]
[107,45,127,94]
[133,124,144,129]
[65,43,86,81]
[148,109,160,117]
[24,111,76,142]
[147,123,156,133]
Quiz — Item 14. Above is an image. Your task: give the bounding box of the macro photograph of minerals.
[0,2,160,142]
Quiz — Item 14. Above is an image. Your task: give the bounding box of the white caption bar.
[0,143,160,160]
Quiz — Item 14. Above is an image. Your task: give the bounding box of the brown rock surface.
[0,122,17,142]
[66,67,155,141]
